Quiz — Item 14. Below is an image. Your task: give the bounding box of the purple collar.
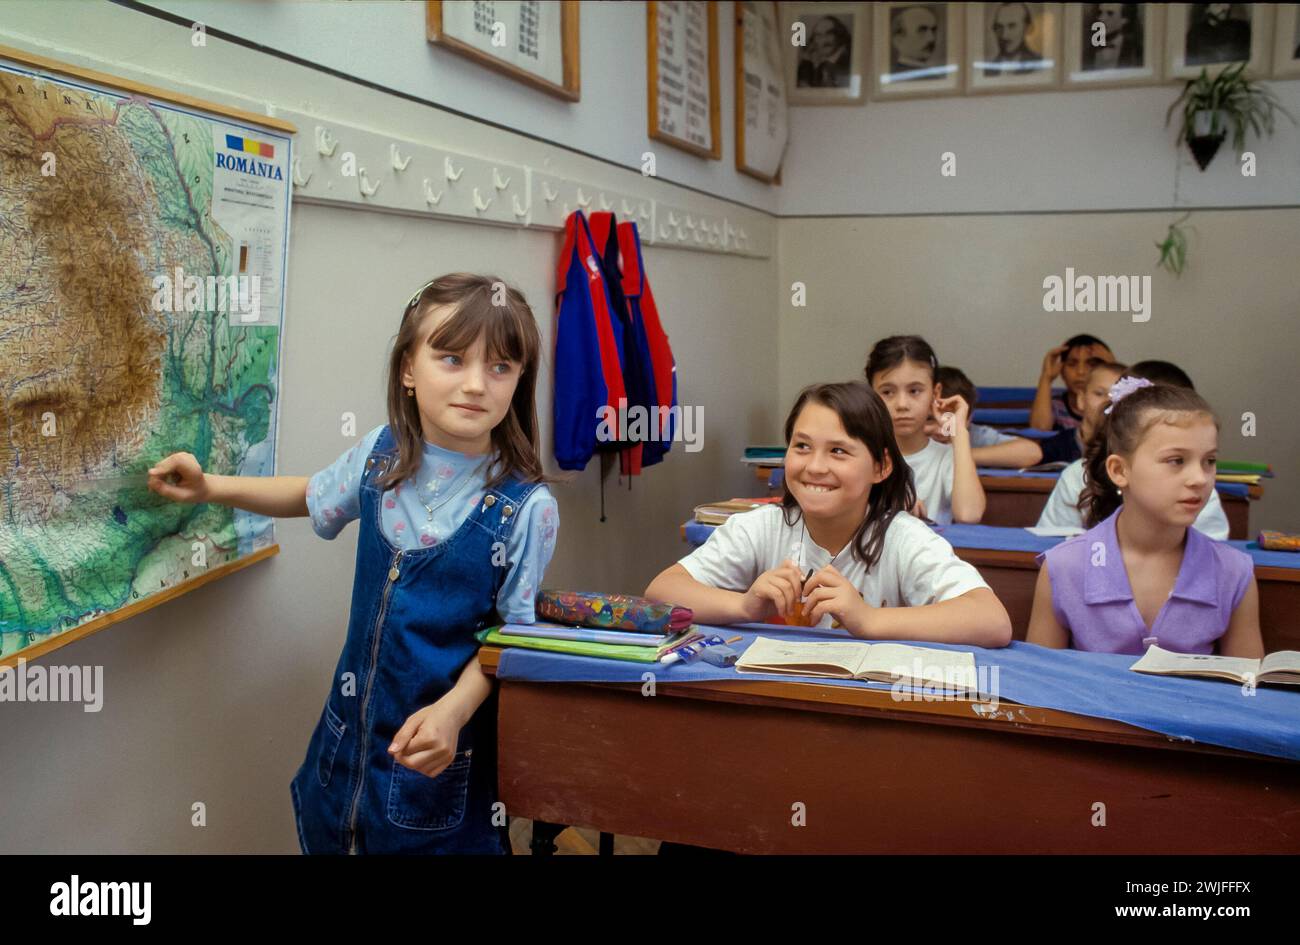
[1083,507,1219,607]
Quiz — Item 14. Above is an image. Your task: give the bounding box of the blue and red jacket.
[553,210,677,474]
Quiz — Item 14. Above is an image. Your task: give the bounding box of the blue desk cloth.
[495,625,1300,761]
[977,467,1061,479]
[975,386,1039,404]
[973,407,1032,425]
[681,521,1300,570]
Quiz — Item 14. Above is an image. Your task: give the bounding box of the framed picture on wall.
[782,2,867,104]
[1272,4,1300,78]
[871,2,964,99]
[1164,3,1271,80]
[966,2,1062,93]
[425,0,581,101]
[648,0,722,158]
[1063,3,1163,88]
[735,0,789,182]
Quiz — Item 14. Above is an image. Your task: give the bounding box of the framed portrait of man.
[1165,3,1271,80]
[1064,3,1162,87]
[782,1,868,104]
[966,2,1062,93]
[872,2,964,99]
[1271,4,1300,79]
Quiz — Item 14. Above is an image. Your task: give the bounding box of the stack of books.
[476,589,701,663]
[740,446,786,466]
[477,622,702,663]
[1216,460,1273,486]
[693,496,781,525]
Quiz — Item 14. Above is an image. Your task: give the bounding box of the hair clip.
[406,279,436,311]
[1104,376,1154,414]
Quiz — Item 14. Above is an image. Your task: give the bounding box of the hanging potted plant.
[1165,63,1294,171]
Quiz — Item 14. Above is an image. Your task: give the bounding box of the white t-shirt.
[678,505,989,629]
[903,438,954,525]
[1036,459,1230,540]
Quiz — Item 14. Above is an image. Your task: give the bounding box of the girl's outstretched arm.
[148,451,309,518]
[646,563,752,625]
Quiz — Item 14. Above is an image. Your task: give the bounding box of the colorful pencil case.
[535,589,693,634]
[1257,531,1300,552]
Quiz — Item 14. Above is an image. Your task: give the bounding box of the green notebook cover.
[477,627,688,663]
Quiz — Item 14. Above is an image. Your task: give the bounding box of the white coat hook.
[422,178,444,205]
[658,222,673,239]
[575,187,592,208]
[472,188,494,212]
[291,157,312,188]
[390,143,412,171]
[620,199,634,216]
[542,182,559,203]
[358,168,381,197]
[492,168,512,190]
[315,126,338,157]
[444,156,463,181]
[667,211,680,226]
[684,213,696,229]
[512,195,530,218]
[598,192,613,212]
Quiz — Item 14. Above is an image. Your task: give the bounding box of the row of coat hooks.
[278,107,770,258]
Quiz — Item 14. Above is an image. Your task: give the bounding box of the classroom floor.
[508,818,660,854]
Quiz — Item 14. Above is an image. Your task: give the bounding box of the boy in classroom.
[1029,334,1116,432]
[973,358,1126,469]
[925,366,1021,448]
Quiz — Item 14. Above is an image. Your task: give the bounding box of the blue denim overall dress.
[290,426,540,854]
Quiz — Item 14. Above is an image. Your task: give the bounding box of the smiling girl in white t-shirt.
[646,382,1012,647]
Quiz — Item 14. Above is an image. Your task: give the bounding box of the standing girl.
[1027,379,1261,656]
[865,335,985,524]
[646,382,1011,647]
[148,273,559,853]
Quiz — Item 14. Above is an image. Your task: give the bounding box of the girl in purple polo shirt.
[1026,378,1263,657]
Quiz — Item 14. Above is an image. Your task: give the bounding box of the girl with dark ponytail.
[1028,378,1263,657]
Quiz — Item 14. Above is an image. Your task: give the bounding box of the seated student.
[926,366,1018,448]
[1026,379,1262,657]
[1038,361,1230,539]
[645,381,1012,647]
[971,358,1124,470]
[864,336,985,524]
[1029,334,1116,432]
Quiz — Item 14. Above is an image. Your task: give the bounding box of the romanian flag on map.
[224,134,275,159]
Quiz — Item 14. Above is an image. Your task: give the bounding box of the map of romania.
[0,64,288,659]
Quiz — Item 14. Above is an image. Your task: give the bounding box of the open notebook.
[736,637,977,691]
[1130,645,1300,686]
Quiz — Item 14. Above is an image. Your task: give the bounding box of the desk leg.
[529,820,566,855]
[598,831,614,856]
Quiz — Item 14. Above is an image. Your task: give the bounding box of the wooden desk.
[480,647,1300,853]
[956,546,1300,653]
[980,475,1256,539]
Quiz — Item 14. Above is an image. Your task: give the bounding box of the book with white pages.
[735,636,978,692]
[1025,525,1084,537]
[1130,645,1300,686]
